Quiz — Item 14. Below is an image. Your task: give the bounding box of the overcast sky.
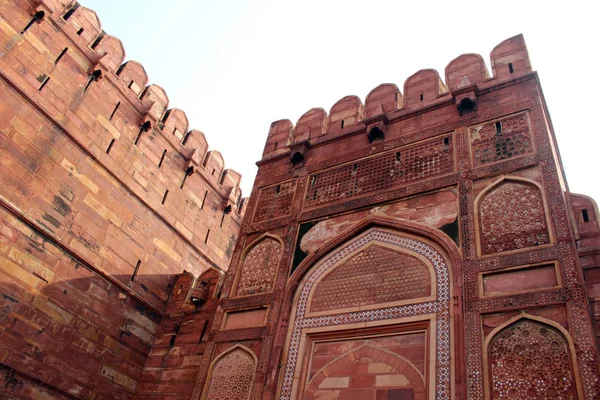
[81,0,599,204]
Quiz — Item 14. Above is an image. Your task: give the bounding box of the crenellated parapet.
[0,0,250,311]
[260,34,531,161]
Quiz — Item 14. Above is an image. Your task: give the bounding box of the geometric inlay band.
[279,228,452,399]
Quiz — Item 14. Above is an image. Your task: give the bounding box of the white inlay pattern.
[280,228,452,399]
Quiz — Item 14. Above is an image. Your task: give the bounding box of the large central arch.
[277,218,461,399]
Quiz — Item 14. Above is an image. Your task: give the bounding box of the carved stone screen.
[478,181,550,255]
[488,320,577,398]
[470,113,533,167]
[235,237,282,297]
[309,245,431,313]
[305,135,454,208]
[205,348,255,400]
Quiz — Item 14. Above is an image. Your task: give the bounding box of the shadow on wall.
[0,267,220,400]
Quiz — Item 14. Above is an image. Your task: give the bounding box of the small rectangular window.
[54,47,68,65]
[109,101,120,121]
[204,229,210,244]
[162,190,169,205]
[106,139,115,154]
[508,63,514,73]
[201,190,208,210]
[158,149,167,168]
[340,120,345,129]
[495,121,502,135]
[582,209,590,223]
[419,93,424,101]
[38,76,50,91]
[129,260,141,286]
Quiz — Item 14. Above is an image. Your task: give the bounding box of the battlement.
[0,0,248,307]
[261,34,531,159]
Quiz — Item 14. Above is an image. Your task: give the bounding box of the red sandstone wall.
[569,193,600,349]
[195,35,600,400]
[0,0,244,398]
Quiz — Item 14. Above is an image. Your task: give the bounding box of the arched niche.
[475,176,553,256]
[305,344,426,399]
[483,314,583,399]
[277,220,459,400]
[202,344,257,400]
[232,233,284,298]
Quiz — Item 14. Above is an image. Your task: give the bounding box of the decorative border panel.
[279,228,452,399]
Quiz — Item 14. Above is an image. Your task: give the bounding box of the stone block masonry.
[0,0,245,398]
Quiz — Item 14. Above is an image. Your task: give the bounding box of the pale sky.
[82,0,599,203]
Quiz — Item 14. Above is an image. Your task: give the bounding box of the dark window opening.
[458,97,476,115]
[274,142,278,150]
[76,27,84,35]
[182,131,192,145]
[84,70,102,93]
[219,171,226,185]
[310,176,317,186]
[135,121,151,145]
[211,168,215,176]
[161,190,169,205]
[340,120,345,129]
[180,166,194,189]
[367,126,384,143]
[220,205,232,228]
[38,76,50,91]
[54,47,68,65]
[106,138,115,154]
[21,11,45,35]
[582,209,590,223]
[495,121,502,135]
[204,229,210,244]
[169,323,180,348]
[198,320,209,343]
[444,137,450,150]
[129,260,141,286]
[63,3,79,20]
[291,151,305,167]
[158,150,167,168]
[275,184,281,195]
[420,93,424,101]
[128,80,134,89]
[90,31,105,49]
[201,190,208,210]
[172,127,178,135]
[508,63,514,74]
[395,152,401,162]
[109,101,120,120]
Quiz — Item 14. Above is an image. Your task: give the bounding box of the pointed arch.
[305,344,425,398]
[232,233,284,298]
[202,344,257,400]
[483,313,583,399]
[288,216,461,297]
[474,176,553,256]
[277,216,461,399]
[305,241,436,316]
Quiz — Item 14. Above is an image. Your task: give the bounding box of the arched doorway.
[277,225,458,399]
